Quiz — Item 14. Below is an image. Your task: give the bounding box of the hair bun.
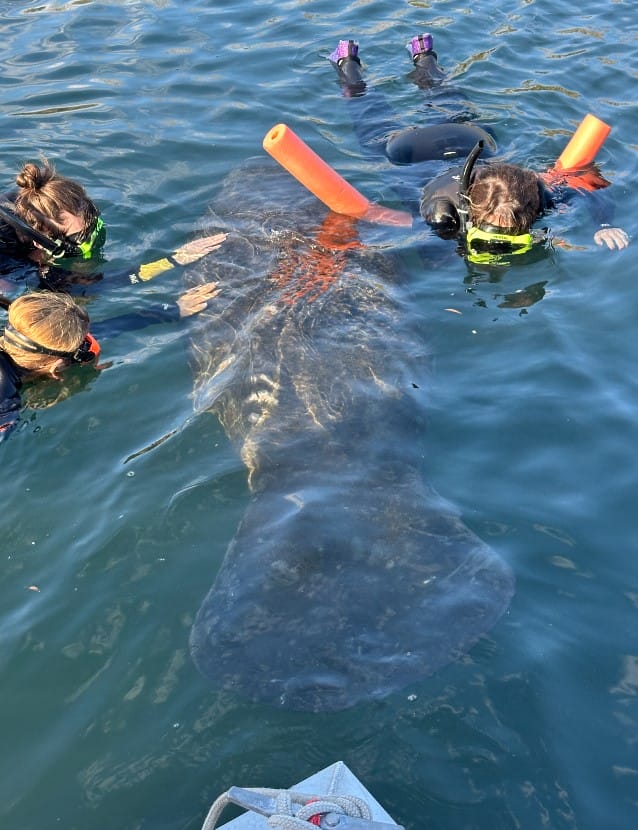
[15,161,55,191]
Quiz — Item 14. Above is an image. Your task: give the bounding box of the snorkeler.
[0,278,219,442]
[0,292,100,439]
[0,160,226,294]
[328,36,629,262]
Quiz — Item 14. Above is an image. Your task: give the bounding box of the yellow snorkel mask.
[466,225,534,252]
[458,141,546,266]
[465,224,536,265]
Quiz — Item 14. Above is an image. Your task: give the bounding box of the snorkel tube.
[0,202,72,257]
[0,203,104,259]
[3,322,101,364]
[457,139,484,234]
[263,123,412,227]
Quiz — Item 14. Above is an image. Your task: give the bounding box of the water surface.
[1,1,637,829]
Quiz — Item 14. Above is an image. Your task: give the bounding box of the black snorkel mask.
[3,322,101,364]
[0,202,105,261]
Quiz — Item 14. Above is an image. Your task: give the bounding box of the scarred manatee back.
[186,158,514,711]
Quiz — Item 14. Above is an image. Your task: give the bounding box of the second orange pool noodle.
[263,123,412,227]
[555,113,611,170]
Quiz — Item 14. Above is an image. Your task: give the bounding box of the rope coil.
[201,788,372,830]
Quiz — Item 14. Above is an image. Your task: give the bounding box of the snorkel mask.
[3,323,101,364]
[458,142,541,266]
[64,216,106,260]
[465,224,536,265]
[0,203,105,261]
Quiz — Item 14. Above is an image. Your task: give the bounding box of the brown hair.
[13,161,99,240]
[469,163,542,233]
[2,291,89,373]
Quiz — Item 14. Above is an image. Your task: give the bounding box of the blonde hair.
[13,160,99,240]
[469,163,542,233]
[3,292,89,372]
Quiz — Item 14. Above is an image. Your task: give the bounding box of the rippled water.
[1,1,637,829]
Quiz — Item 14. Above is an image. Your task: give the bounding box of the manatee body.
[187,159,514,712]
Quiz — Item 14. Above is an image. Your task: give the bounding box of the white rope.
[201,792,234,830]
[201,788,372,830]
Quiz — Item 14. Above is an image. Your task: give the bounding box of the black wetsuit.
[418,163,557,238]
[0,218,18,251]
[332,51,617,239]
[0,193,171,300]
[0,242,155,301]
[0,351,24,438]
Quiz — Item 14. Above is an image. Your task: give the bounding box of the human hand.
[172,232,228,265]
[594,226,629,250]
[176,282,220,317]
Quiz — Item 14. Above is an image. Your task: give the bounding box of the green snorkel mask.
[0,203,105,262]
[64,216,106,260]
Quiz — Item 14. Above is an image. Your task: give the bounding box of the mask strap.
[3,323,99,363]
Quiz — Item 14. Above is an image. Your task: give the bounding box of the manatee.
[186,158,514,712]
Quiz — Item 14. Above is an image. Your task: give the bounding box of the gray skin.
[186,159,514,712]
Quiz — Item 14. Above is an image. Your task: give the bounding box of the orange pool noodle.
[263,123,412,227]
[264,123,370,217]
[555,113,611,171]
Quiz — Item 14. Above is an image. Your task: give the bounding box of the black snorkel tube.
[0,202,80,258]
[457,139,484,234]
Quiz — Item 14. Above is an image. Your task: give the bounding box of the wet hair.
[469,163,542,233]
[2,291,89,372]
[13,161,100,241]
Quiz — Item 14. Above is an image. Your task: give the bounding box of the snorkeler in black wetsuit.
[0,291,99,439]
[328,36,629,263]
[0,161,227,300]
[0,277,218,443]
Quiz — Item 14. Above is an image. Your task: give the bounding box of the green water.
[1,1,637,829]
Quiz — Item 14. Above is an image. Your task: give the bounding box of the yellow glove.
[137,255,179,281]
